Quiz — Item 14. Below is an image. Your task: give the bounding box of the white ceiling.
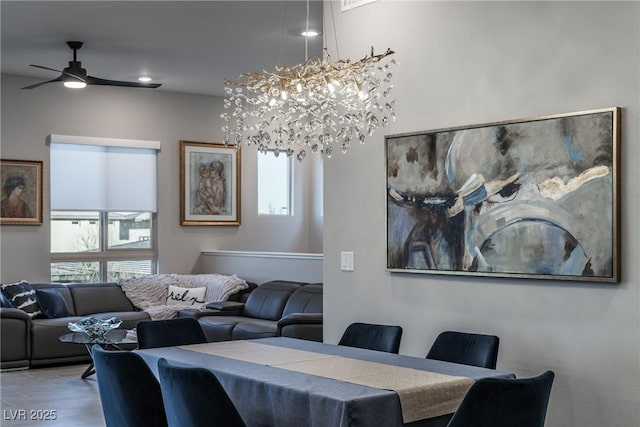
[1,1,324,97]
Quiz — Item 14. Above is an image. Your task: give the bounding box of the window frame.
[50,211,157,282]
[257,150,294,216]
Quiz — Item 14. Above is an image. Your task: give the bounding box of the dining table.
[135,337,514,427]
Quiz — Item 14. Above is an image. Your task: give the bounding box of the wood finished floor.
[1,364,105,427]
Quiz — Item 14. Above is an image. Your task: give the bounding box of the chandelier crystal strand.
[221,47,397,161]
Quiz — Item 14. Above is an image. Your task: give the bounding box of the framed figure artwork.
[180,140,241,226]
[386,107,620,282]
[0,159,43,225]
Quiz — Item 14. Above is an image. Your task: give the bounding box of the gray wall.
[0,75,322,283]
[198,250,322,284]
[322,1,639,427]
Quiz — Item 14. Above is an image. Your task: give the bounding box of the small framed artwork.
[386,107,620,282]
[180,140,241,226]
[0,159,43,225]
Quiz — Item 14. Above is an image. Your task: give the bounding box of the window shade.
[49,135,160,212]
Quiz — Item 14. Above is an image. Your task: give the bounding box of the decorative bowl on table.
[68,317,123,343]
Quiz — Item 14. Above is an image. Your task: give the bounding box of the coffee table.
[59,329,137,379]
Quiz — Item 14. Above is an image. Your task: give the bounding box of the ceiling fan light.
[64,80,87,89]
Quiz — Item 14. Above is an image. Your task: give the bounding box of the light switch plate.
[341,251,354,271]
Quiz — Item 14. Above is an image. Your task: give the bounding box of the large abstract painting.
[386,107,620,282]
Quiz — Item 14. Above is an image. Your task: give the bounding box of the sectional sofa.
[1,282,150,370]
[178,280,323,342]
[1,279,322,370]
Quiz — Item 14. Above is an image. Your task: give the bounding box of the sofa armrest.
[205,301,245,314]
[277,313,323,328]
[277,313,323,342]
[0,307,32,322]
[177,309,222,319]
[1,307,31,369]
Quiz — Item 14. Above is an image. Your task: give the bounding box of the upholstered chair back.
[93,346,168,427]
[446,370,555,427]
[427,331,500,369]
[338,322,403,354]
[137,318,207,349]
[158,357,247,427]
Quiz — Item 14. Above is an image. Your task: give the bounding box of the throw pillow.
[166,285,206,306]
[0,291,11,308]
[0,280,43,318]
[36,290,71,318]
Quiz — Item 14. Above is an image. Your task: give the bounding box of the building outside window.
[50,211,155,282]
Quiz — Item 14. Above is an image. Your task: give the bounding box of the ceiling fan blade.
[21,76,64,89]
[86,75,161,89]
[30,64,63,73]
[27,42,162,90]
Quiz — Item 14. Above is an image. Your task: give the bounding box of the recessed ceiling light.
[301,30,319,37]
[138,76,152,82]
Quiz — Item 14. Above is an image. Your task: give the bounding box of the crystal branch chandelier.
[221,38,397,161]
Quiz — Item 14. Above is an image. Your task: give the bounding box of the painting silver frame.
[386,107,620,282]
[180,140,241,226]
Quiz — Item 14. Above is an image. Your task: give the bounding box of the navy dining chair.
[137,317,207,349]
[158,357,247,427]
[338,322,403,354]
[446,370,555,427]
[92,346,168,427]
[426,331,500,369]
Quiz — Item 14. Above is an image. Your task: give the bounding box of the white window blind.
[49,135,160,212]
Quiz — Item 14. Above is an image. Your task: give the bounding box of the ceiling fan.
[22,41,161,90]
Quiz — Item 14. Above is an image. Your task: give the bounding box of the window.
[50,211,155,282]
[49,135,160,282]
[258,151,292,215]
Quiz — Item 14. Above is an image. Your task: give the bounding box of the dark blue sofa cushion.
[36,289,71,318]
